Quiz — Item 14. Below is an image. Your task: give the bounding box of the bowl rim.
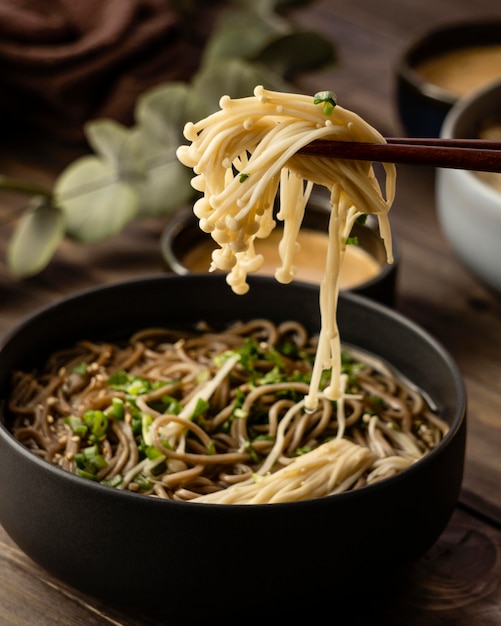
[396,18,501,106]
[440,77,501,210]
[160,202,401,291]
[0,275,466,511]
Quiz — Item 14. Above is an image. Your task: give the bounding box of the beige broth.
[182,228,382,289]
[415,45,501,97]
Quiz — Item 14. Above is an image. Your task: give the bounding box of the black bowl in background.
[0,275,466,623]
[395,19,501,137]
[161,198,401,307]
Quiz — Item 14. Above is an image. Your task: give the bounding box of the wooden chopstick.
[297,138,501,172]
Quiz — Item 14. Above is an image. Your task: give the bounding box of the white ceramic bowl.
[436,79,501,295]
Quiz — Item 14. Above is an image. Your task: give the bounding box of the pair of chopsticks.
[298,138,501,172]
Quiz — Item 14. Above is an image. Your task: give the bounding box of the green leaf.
[55,156,139,242]
[7,198,65,277]
[201,9,288,67]
[0,175,52,199]
[131,156,195,217]
[192,58,292,113]
[105,397,125,420]
[239,0,310,12]
[122,124,195,217]
[135,82,205,149]
[253,32,336,77]
[2,0,337,279]
[84,119,144,179]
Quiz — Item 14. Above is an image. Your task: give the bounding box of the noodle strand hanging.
[176,85,396,409]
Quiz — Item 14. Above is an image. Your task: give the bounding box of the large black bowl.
[0,275,466,622]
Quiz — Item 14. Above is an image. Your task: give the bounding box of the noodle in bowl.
[0,275,465,621]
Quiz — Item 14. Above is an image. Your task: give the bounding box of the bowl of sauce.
[396,20,501,137]
[162,194,400,306]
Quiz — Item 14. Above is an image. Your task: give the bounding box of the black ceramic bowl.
[396,19,501,137]
[0,275,465,623]
[161,198,401,307]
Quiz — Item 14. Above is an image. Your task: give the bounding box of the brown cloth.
[0,0,220,143]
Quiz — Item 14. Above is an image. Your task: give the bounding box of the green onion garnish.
[313,90,337,115]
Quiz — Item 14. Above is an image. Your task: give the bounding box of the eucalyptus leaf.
[270,0,312,9]
[84,119,144,180]
[135,82,206,148]
[132,156,195,217]
[7,198,65,277]
[192,58,292,113]
[201,9,288,67]
[253,32,336,77]
[125,125,192,213]
[238,0,310,12]
[55,157,139,242]
[0,175,52,199]
[2,0,336,278]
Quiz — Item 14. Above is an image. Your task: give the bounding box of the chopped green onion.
[108,370,154,395]
[74,444,108,478]
[195,368,210,383]
[159,396,182,415]
[141,413,154,446]
[213,350,237,368]
[76,468,97,481]
[145,445,163,460]
[253,434,274,442]
[100,474,123,488]
[64,415,88,437]
[244,441,260,464]
[105,397,125,420]
[191,397,210,420]
[133,473,153,490]
[83,409,108,439]
[293,445,313,457]
[239,173,249,182]
[257,365,284,385]
[207,440,216,455]
[276,339,302,359]
[313,90,337,115]
[72,361,87,375]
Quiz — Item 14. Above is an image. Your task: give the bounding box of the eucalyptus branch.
[3,0,335,278]
[0,175,53,199]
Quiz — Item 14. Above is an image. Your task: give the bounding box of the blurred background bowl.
[161,194,400,306]
[0,274,466,622]
[436,79,501,295]
[395,19,501,137]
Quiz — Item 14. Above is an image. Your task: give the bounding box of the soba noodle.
[7,320,448,504]
[176,85,396,410]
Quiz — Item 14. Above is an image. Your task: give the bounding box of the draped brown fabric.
[0,0,220,143]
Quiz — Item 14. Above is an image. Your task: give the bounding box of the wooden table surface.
[2,1,501,624]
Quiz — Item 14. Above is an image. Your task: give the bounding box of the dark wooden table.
[3,1,501,624]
